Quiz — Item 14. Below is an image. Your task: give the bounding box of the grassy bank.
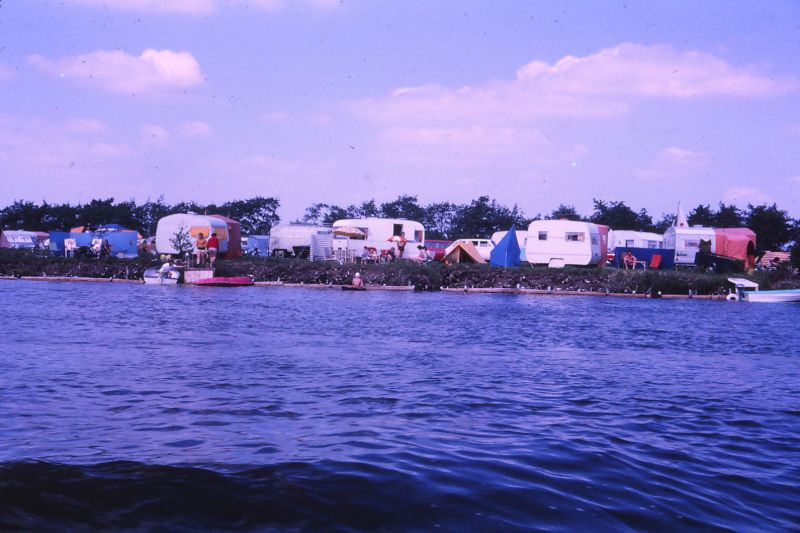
[2,250,797,295]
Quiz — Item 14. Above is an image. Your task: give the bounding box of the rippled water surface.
[1,280,799,530]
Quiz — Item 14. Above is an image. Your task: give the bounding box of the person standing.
[195,233,208,266]
[396,232,407,258]
[207,232,220,267]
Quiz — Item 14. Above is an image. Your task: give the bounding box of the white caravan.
[525,220,604,267]
[155,213,229,255]
[608,230,664,251]
[663,225,715,265]
[331,218,425,259]
[456,238,495,260]
[269,224,331,257]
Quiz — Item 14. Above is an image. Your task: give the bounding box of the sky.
[1,0,799,221]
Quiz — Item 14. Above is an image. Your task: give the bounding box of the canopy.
[444,240,485,264]
[490,225,521,267]
[333,226,366,239]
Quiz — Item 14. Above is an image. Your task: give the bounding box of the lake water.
[1,280,798,531]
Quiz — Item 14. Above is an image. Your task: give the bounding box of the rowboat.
[194,276,254,287]
[727,277,800,303]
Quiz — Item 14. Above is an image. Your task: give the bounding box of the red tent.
[210,214,242,258]
[715,228,756,270]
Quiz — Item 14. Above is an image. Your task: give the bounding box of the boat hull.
[194,276,253,287]
[742,289,800,303]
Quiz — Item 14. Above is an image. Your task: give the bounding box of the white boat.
[727,277,800,303]
[144,263,181,285]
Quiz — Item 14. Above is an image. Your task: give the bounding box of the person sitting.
[416,245,429,263]
[368,247,379,263]
[385,247,396,263]
[622,251,637,270]
[351,272,364,288]
[195,233,208,266]
[361,247,370,264]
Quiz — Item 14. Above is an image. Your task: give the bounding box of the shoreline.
[1,251,797,298]
[1,275,728,299]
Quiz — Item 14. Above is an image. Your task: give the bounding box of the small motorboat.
[727,277,800,303]
[143,263,180,285]
[194,276,254,287]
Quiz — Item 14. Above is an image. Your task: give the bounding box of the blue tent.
[490,225,521,268]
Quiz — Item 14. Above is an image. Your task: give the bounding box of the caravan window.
[647,240,659,249]
[684,240,700,249]
[414,230,423,242]
[625,239,634,247]
[538,232,547,241]
[393,224,403,236]
[565,232,585,242]
[358,227,369,239]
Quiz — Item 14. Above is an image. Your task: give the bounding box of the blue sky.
[1,0,799,221]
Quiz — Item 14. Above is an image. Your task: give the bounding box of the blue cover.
[490,225,521,268]
[102,231,139,256]
[246,235,270,255]
[48,232,70,253]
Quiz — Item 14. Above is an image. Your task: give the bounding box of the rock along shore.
[1,251,797,296]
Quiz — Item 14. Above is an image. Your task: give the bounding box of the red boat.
[193,276,254,287]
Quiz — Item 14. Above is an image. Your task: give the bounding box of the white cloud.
[63,0,341,15]
[178,121,212,138]
[140,124,170,146]
[723,186,773,206]
[261,111,290,123]
[790,176,800,184]
[0,115,132,171]
[64,118,108,134]
[628,146,712,179]
[355,43,796,125]
[64,0,216,15]
[28,49,205,95]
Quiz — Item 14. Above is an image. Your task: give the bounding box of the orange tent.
[444,240,486,264]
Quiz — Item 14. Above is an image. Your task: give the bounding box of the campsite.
[0,197,798,298]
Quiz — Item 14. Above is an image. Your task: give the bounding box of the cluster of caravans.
[2,205,758,272]
[263,212,757,271]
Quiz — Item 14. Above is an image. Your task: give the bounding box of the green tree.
[745,203,793,250]
[450,196,526,238]
[301,202,349,226]
[713,203,744,227]
[380,195,426,222]
[169,225,194,257]
[687,204,715,227]
[546,204,583,221]
[134,196,171,236]
[423,201,461,239]
[589,200,649,230]
[652,213,676,233]
[221,197,281,234]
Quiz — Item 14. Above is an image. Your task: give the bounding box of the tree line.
[0,196,281,236]
[1,195,798,252]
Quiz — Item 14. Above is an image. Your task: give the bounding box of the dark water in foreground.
[1,280,798,531]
